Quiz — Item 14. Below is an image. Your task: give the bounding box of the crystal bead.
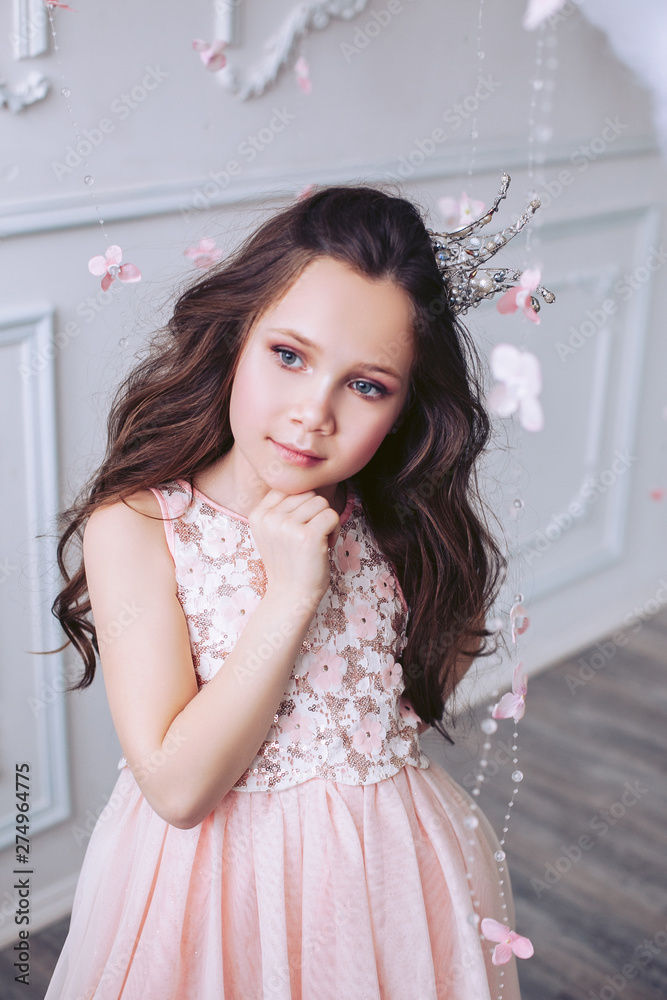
[472,787,480,796]
[464,815,479,829]
[494,850,506,861]
[467,912,480,924]
[513,593,523,604]
[479,759,487,768]
[107,264,120,278]
[480,718,497,735]
[513,498,524,509]
[84,175,94,185]
[61,87,70,97]
[512,770,523,782]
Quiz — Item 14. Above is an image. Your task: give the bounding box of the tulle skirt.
[44,757,522,1000]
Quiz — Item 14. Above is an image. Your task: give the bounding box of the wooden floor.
[3,607,666,1000]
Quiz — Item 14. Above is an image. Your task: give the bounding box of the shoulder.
[83,488,175,585]
[84,488,163,538]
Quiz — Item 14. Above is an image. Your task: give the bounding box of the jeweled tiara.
[428,173,556,316]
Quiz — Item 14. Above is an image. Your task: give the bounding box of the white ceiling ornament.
[579,0,667,158]
[214,0,371,100]
[0,70,50,113]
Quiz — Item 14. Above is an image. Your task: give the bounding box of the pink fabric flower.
[398,695,420,724]
[509,602,529,644]
[481,918,534,964]
[278,710,317,742]
[44,2,77,10]
[347,600,378,640]
[497,268,542,324]
[374,570,397,601]
[522,0,568,30]
[192,39,227,72]
[381,655,402,691]
[649,488,665,501]
[88,246,141,292]
[184,238,223,269]
[352,713,384,754]
[336,533,362,573]
[487,343,544,433]
[492,662,527,723]
[297,183,315,200]
[294,56,312,95]
[437,192,485,230]
[304,647,347,691]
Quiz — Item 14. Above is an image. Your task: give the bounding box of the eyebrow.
[268,328,404,382]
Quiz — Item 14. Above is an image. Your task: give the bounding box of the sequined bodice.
[117,478,429,792]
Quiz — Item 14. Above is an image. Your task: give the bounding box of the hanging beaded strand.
[467,0,485,183]
[44,3,139,350]
[463,18,560,994]
[44,3,110,243]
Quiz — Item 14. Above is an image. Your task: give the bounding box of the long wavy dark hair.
[46,183,508,744]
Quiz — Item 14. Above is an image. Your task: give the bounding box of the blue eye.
[270,346,388,400]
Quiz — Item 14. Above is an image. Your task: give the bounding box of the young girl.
[45,184,525,999]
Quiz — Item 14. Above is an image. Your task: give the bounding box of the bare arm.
[83,491,320,830]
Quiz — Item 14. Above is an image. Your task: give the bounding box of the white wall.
[1,0,665,941]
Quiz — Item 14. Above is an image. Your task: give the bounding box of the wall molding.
[0,307,71,852]
[501,206,661,603]
[0,135,658,239]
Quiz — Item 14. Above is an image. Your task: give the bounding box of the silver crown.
[428,173,556,316]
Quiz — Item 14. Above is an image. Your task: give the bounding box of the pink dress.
[45,479,522,1000]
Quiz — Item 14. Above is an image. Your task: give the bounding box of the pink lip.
[271,439,324,466]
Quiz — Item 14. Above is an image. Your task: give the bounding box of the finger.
[250,488,313,518]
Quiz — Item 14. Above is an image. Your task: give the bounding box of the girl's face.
[226,256,415,506]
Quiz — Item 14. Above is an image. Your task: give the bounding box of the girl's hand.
[248,489,342,601]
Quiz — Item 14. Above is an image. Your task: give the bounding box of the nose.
[288,382,336,435]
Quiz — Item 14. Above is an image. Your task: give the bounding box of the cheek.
[229,353,274,427]
[344,418,392,466]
